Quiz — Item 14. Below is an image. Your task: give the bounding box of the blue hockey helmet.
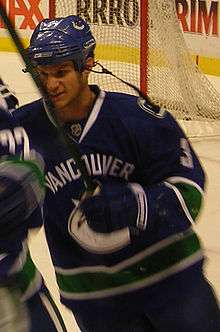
[27,15,96,72]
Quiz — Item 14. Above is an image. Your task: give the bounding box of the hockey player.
[0,78,67,331]
[14,16,220,331]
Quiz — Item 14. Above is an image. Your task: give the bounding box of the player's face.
[37,61,87,120]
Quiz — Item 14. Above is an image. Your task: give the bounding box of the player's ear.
[84,57,95,73]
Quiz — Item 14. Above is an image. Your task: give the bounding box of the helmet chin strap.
[90,61,159,110]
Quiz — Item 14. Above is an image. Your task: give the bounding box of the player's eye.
[55,70,67,78]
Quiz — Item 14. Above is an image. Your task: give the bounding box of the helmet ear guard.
[83,55,95,72]
[26,15,96,72]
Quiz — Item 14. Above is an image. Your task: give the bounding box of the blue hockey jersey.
[14,86,206,316]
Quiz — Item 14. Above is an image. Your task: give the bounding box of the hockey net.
[49,0,220,138]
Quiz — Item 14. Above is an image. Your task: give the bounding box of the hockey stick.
[0,5,96,193]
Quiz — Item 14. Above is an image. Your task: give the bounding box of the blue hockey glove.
[0,159,45,240]
[80,180,147,233]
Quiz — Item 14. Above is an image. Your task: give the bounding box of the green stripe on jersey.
[56,230,202,295]
[174,183,202,221]
[16,251,37,293]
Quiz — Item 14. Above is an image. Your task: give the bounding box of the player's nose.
[46,76,59,93]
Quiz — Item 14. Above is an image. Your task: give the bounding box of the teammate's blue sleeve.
[0,92,44,280]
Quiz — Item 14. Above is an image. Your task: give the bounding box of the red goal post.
[48,0,220,138]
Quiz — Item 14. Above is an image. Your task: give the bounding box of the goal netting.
[49,0,220,137]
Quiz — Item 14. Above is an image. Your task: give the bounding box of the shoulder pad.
[13,99,43,122]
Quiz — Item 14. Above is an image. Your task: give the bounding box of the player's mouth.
[50,93,64,101]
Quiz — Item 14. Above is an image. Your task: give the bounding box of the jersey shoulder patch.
[137,98,166,118]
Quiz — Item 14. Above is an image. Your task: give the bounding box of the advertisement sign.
[0,0,50,49]
[176,0,220,57]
